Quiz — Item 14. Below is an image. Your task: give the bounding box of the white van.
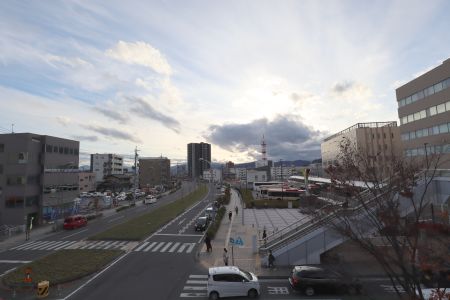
[143,195,156,204]
[207,266,260,300]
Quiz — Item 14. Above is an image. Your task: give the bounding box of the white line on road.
[102,241,120,250]
[152,242,165,252]
[62,229,88,239]
[180,293,207,297]
[40,241,67,250]
[189,275,208,279]
[0,260,31,264]
[53,241,77,250]
[14,241,44,250]
[169,242,180,252]
[186,280,207,284]
[107,216,124,223]
[160,242,173,252]
[134,242,149,252]
[186,243,195,253]
[143,242,157,252]
[178,218,186,225]
[183,286,207,291]
[154,233,203,237]
[0,267,18,278]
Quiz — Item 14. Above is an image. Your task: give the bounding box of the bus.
[264,187,305,200]
[253,181,283,191]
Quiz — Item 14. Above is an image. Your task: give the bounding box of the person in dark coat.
[228,211,232,221]
[205,234,212,252]
[268,250,275,268]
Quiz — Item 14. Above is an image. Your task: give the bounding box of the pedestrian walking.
[205,234,212,252]
[235,206,238,215]
[262,229,267,240]
[25,227,30,241]
[228,211,232,221]
[268,250,275,268]
[223,248,229,266]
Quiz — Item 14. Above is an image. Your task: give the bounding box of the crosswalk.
[380,284,406,293]
[11,240,197,254]
[180,274,208,298]
[133,242,196,254]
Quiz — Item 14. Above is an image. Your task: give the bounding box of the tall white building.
[270,165,294,180]
[90,154,124,182]
[202,169,222,182]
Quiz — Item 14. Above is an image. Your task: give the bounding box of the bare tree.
[318,138,449,300]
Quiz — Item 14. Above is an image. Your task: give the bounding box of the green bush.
[206,206,226,239]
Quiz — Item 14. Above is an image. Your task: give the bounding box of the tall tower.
[261,135,267,161]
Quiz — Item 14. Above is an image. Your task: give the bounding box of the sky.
[1,0,449,166]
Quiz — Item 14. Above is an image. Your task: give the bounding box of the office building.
[321,122,401,176]
[90,154,124,182]
[139,157,171,188]
[202,169,222,183]
[187,142,211,178]
[396,58,450,168]
[79,172,96,193]
[0,133,79,226]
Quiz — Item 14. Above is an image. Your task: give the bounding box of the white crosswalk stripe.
[10,240,133,251]
[380,284,405,293]
[132,241,197,254]
[180,274,208,298]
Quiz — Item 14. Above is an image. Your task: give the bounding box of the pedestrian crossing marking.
[161,242,173,252]
[185,243,195,253]
[380,284,405,293]
[54,241,76,250]
[143,242,157,252]
[169,242,180,252]
[44,241,66,250]
[152,242,165,252]
[10,240,133,251]
[180,274,208,298]
[267,286,289,295]
[134,242,149,252]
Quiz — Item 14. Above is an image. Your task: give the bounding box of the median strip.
[89,185,208,241]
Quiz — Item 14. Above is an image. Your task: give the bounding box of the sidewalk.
[198,189,291,279]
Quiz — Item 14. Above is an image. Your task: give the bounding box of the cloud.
[72,135,99,142]
[331,81,354,94]
[331,81,373,100]
[83,124,141,143]
[204,114,324,161]
[56,116,72,126]
[106,41,172,76]
[127,96,181,133]
[95,106,128,124]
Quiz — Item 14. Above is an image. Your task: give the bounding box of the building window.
[46,145,52,153]
[0,144,4,152]
[18,152,28,164]
[25,196,39,207]
[437,103,446,114]
[70,148,74,155]
[59,147,63,154]
[5,196,24,208]
[439,123,449,134]
[64,147,69,155]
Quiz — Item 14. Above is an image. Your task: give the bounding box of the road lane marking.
[160,242,173,252]
[177,243,187,253]
[180,293,207,297]
[53,241,77,250]
[41,241,67,250]
[178,218,186,225]
[134,242,149,252]
[152,242,165,252]
[169,242,180,252]
[63,229,88,239]
[14,241,44,250]
[11,241,36,250]
[87,241,108,249]
[143,242,157,252]
[189,275,208,279]
[32,241,56,250]
[186,280,208,284]
[0,260,31,264]
[184,286,207,291]
[101,241,120,249]
[186,243,195,253]
[154,233,203,237]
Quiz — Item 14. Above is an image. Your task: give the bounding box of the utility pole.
[11,123,14,133]
[133,146,140,205]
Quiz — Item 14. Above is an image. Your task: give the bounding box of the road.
[0,181,198,280]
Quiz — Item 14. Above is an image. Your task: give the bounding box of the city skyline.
[1,1,450,164]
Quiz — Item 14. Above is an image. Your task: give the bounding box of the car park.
[194,216,209,231]
[207,266,260,299]
[288,265,361,296]
[63,215,87,230]
[144,195,156,204]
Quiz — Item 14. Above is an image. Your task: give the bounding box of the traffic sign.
[229,236,244,246]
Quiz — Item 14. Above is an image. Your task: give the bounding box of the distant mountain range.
[234,159,311,168]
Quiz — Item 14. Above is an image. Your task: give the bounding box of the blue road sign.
[230,236,244,246]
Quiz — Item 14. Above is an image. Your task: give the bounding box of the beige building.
[321,122,401,176]
[396,58,450,168]
[78,172,96,193]
[139,157,170,188]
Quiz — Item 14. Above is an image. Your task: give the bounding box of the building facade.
[396,58,450,168]
[90,154,123,182]
[321,122,401,176]
[139,157,171,188]
[0,133,79,226]
[187,142,211,178]
[78,172,96,193]
[270,165,294,180]
[202,169,222,182]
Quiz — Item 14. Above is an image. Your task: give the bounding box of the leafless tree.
[319,138,449,300]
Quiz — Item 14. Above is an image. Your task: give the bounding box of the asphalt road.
[0,182,199,281]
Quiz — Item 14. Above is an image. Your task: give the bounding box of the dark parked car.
[194,216,209,231]
[288,266,361,296]
[63,215,87,230]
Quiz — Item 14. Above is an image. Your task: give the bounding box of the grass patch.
[240,189,300,208]
[2,249,122,287]
[90,185,207,241]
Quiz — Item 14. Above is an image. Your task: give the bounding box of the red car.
[63,215,87,229]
